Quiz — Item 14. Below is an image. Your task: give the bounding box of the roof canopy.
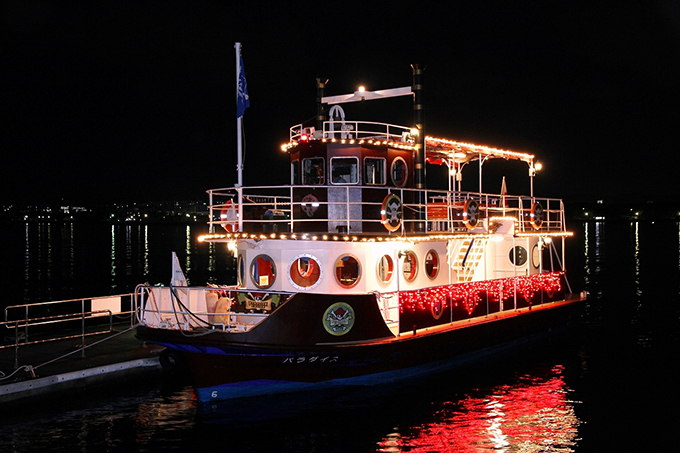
[425,136,534,166]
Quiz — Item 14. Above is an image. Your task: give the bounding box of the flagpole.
[235,42,243,188]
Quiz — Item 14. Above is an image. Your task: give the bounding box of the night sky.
[3,1,679,206]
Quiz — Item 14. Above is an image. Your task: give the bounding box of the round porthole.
[391,157,408,187]
[250,254,276,289]
[237,254,245,286]
[509,246,528,267]
[425,250,440,280]
[401,250,418,283]
[335,254,361,288]
[377,254,394,284]
[532,244,541,269]
[289,254,322,290]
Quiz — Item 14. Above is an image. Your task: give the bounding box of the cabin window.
[425,250,440,280]
[509,246,528,267]
[391,157,408,187]
[377,254,394,284]
[250,254,276,289]
[532,244,541,269]
[289,254,322,290]
[302,158,325,185]
[401,250,418,283]
[237,254,245,286]
[364,157,386,185]
[334,254,361,288]
[330,157,358,184]
[291,160,300,185]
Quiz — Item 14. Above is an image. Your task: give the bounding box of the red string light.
[397,272,564,315]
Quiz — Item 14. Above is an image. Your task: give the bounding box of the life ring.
[463,198,479,230]
[380,194,402,232]
[301,193,320,217]
[530,201,544,230]
[220,200,239,232]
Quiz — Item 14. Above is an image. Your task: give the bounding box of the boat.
[134,51,587,402]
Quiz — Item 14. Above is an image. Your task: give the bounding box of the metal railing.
[1,294,135,369]
[206,185,566,236]
[135,285,294,333]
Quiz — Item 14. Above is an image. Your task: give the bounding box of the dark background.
[3,1,679,205]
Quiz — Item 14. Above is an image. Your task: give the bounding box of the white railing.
[135,285,293,333]
[206,185,566,236]
[290,120,412,143]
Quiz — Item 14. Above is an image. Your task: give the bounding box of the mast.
[235,42,245,188]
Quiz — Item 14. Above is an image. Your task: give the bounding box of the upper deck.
[203,120,568,241]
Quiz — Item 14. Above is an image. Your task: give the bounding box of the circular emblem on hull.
[323,302,355,336]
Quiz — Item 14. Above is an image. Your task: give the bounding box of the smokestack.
[412,64,426,231]
[316,77,328,131]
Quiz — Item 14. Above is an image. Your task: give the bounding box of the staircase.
[448,238,488,282]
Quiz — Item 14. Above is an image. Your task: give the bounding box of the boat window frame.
[509,245,528,267]
[424,249,440,280]
[250,254,277,289]
[334,253,362,289]
[302,157,325,185]
[391,157,408,187]
[364,157,387,186]
[291,159,300,185]
[330,156,359,185]
[288,253,323,290]
[401,250,418,283]
[376,254,395,284]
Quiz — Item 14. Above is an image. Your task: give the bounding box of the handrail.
[2,294,135,368]
[206,184,566,236]
[134,285,295,333]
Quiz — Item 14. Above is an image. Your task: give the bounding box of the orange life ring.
[380,194,402,232]
[530,201,543,230]
[220,200,239,232]
[463,198,479,230]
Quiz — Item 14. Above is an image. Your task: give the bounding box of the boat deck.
[0,323,164,404]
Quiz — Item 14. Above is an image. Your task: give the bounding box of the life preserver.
[530,201,543,230]
[297,258,316,278]
[463,198,479,230]
[380,194,402,232]
[220,200,239,232]
[301,193,319,217]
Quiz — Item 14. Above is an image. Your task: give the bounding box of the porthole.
[425,250,440,280]
[377,254,395,284]
[532,244,541,269]
[250,254,276,289]
[401,250,418,283]
[289,254,322,290]
[237,254,245,286]
[334,254,361,288]
[509,246,528,267]
[391,157,408,187]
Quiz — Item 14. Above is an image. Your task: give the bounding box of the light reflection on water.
[377,366,579,453]
[12,222,234,304]
[3,217,679,451]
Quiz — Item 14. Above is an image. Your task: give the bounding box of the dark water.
[1,218,679,452]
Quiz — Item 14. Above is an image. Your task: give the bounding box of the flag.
[237,55,249,118]
[500,176,508,207]
[171,251,187,286]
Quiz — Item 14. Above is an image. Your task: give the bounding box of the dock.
[0,323,164,404]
